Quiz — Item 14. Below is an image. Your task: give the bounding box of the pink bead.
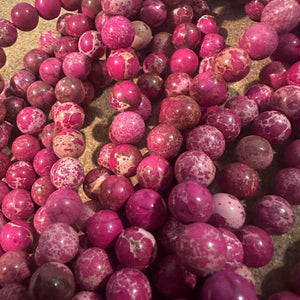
[50,157,85,190]
[11,2,39,31]
[95,10,111,32]
[39,122,56,148]
[174,150,216,187]
[81,0,102,19]
[73,291,103,300]
[31,175,56,206]
[6,161,37,190]
[101,16,135,49]
[0,220,33,251]
[239,23,278,60]
[172,23,201,50]
[176,222,227,276]
[0,19,18,47]
[109,111,145,144]
[0,48,6,69]
[88,60,113,89]
[131,93,152,120]
[35,0,61,20]
[78,30,106,60]
[33,206,53,233]
[199,33,225,58]
[139,0,167,28]
[170,3,194,26]
[261,0,300,34]
[66,13,93,38]
[0,181,9,205]
[197,14,218,34]
[17,107,46,135]
[54,36,78,60]
[0,121,13,149]
[107,48,139,81]
[60,0,81,11]
[170,48,199,75]
[12,134,40,161]
[97,143,116,170]
[101,0,142,17]
[126,189,167,231]
[56,13,72,35]
[209,193,246,231]
[39,57,64,86]
[2,189,34,220]
[0,152,10,182]
[150,31,175,56]
[10,69,36,98]
[165,72,192,97]
[245,0,265,21]
[136,73,163,101]
[39,30,61,54]
[143,52,168,75]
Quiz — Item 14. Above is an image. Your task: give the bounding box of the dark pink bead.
[54,36,79,60]
[136,72,164,101]
[11,2,39,31]
[150,31,175,56]
[186,0,210,19]
[101,0,142,17]
[17,107,46,135]
[147,123,183,159]
[170,3,193,26]
[164,72,192,97]
[273,168,300,205]
[235,135,273,170]
[174,150,216,187]
[35,222,79,265]
[284,139,300,168]
[131,93,152,120]
[87,210,123,249]
[245,0,265,21]
[88,59,113,89]
[0,220,33,251]
[269,291,300,300]
[253,194,295,235]
[60,0,82,11]
[31,175,56,206]
[143,52,168,75]
[0,283,29,300]
[189,71,228,107]
[106,268,151,300]
[199,33,225,58]
[0,152,11,180]
[6,161,37,191]
[205,107,241,141]
[109,111,145,144]
[236,225,274,268]
[99,175,134,211]
[33,206,53,234]
[186,125,225,160]
[0,48,5,69]
[140,0,167,28]
[50,157,84,190]
[0,120,13,149]
[136,155,173,192]
[252,110,291,145]
[66,13,93,38]
[39,30,62,54]
[12,134,40,161]
[78,30,106,60]
[81,80,95,106]
[81,0,102,19]
[239,23,278,60]
[35,0,61,20]
[172,22,201,50]
[214,46,252,82]
[197,14,218,34]
[39,122,56,148]
[170,48,199,75]
[74,247,113,291]
[97,143,116,170]
[0,181,9,205]
[168,181,214,224]
[107,48,139,81]
[73,291,103,300]
[39,57,64,86]
[261,0,300,34]
[0,19,18,47]
[209,193,246,231]
[201,270,258,300]
[45,188,82,224]
[176,222,227,276]
[218,162,260,199]
[10,69,36,98]
[126,188,167,231]
[56,13,72,36]
[115,226,157,269]
[159,95,201,131]
[287,62,300,85]
[3,95,26,125]
[95,10,111,32]
[101,16,135,49]
[2,189,34,220]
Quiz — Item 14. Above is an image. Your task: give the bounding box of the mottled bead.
[39,30,62,54]
[101,0,142,17]
[136,72,163,101]
[0,283,29,300]
[66,13,93,38]
[12,134,40,161]
[131,20,153,51]
[0,181,9,205]
[284,139,300,168]
[245,0,265,21]
[17,107,46,135]
[97,143,116,170]
[199,33,225,58]
[143,52,168,75]
[33,206,53,234]
[164,72,192,97]
[39,57,64,86]
[10,69,36,98]
[40,122,56,148]
[0,120,13,149]
[245,83,273,112]
[150,31,175,56]
[131,93,152,120]
[31,175,57,206]
[0,19,18,47]
[172,22,201,50]
[197,14,218,34]
[81,0,101,19]
[139,0,167,28]
[23,48,49,75]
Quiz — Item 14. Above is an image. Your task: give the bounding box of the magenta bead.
[88,59,113,89]
[11,134,40,162]
[73,291,103,300]
[170,3,193,26]
[197,14,218,34]
[39,30,62,54]
[131,93,152,120]
[0,181,9,205]
[261,0,300,34]
[284,139,300,168]
[106,268,152,300]
[150,31,174,56]
[39,122,56,148]
[168,181,214,224]
[0,19,18,47]
[209,193,246,231]
[175,150,216,187]
[287,62,300,85]
[136,155,173,192]
[39,57,63,86]
[101,0,142,17]
[253,194,295,235]
[252,110,291,145]
[35,0,61,20]
[87,210,123,249]
[245,83,273,112]
[0,120,13,149]
[0,152,10,180]
[198,55,216,73]
[60,0,81,11]
[170,48,199,75]
[0,48,6,69]
[164,72,192,97]
[50,157,85,190]
[6,161,37,190]
[74,247,113,291]
[245,0,265,21]
[172,22,201,50]
[199,33,225,58]
[81,0,101,19]
[2,189,34,220]
[218,162,259,199]
[109,111,145,144]
[11,2,39,31]
[115,226,157,270]
[31,175,56,206]
[189,71,228,107]
[136,72,163,101]
[101,16,135,49]
[17,107,46,135]
[139,0,167,28]
[0,220,33,251]
[143,52,168,75]
[239,23,278,60]
[126,188,167,231]
[176,222,227,276]
[33,206,53,234]
[273,168,300,205]
[23,48,49,75]
[33,148,58,176]
[0,283,29,300]
[186,125,225,160]
[147,123,183,159]
[54,36,79,60]
[97,143,116,170]
[107,48,139,81]
[10,69,36,98]
[66,13,93,38]
[236,225,274,268]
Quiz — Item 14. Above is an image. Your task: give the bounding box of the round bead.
[139,0,167,28]
[197,14,218,34]
[54,36,78,60]
[66,13,93,37]
[172,22,201,50]
[11,2,39,31]
[39,57,64,86]
[31,175,57,206]
[170,48,199,75]
[39,30,61,54]
[33,206,53,234]
[35,0,61,20]
[23,48,49,75]
[10,69,36,98]
[0,121,13,149]
[0,19,18,47]
[143,52,168,75]
[81,0,102,19]
[131,20,153,50]
[136,72,163,101]
[12,134,40,161]
[17,107,46,135]
[101,0,142,17]
[164,72,192,97]
[284,139,300,168]
[199,33,225,58]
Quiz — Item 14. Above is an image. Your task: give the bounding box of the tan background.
[1,0,300,299]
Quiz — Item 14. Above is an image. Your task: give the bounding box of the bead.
[150,31,175,56]
[35,0,61,20]
[0,19,18,47]
[31,175,57,206]
[39,57,64,86]
[172,22,201,49]
[39,30,61,54]
[131,20,153,50]
[245,0,265,21]
[60,0,81,11]
[140,0,167,28]
[143,52,168,75]
[245,83,273,112]
[164,72,192,97]
[0,120,13,149]
[199,33,225,58]
[81,0,102,19]
[12,134,40,161]
[10,69,36,98]
[17,107,46,135]
[284,139,300,168]
[136,72,164,101]
[197,14,218,34]
[33,206,53,234]
[101,0,142,17]
[11,2,39,31]
[170,48,199,75]
[97,143,116,170]
[23,49,49,75]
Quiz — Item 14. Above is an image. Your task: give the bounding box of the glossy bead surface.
[245,83,273,112]
[0,121,13,149]
[11,2,39,31]
[139,0,167,28]
[0,19,18,47]
[17,107,46,135]
[10,69,36,98]
[172,22,201,50]
[23,48,49,75]
[164,72,192,97]
[66,13,93,38]
[136,72,163,101]
[199,33,225,58]
[170,48,199,75]
[31,175,56,206]
[35,0,61,20]
[33,206,53,234]
[12,134,40,161]
[54,36,78,60]
[197,14,218,34]
[33,148,58,176]
[39,57,63,86]
[101,0,142,17]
